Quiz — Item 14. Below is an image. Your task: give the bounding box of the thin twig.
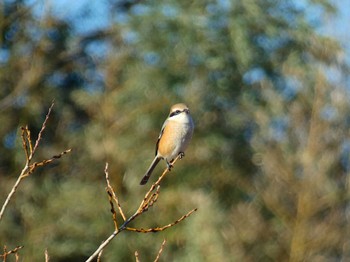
[25,149,72,178]
[154,239,166,262]
[135,251,140,262]
[21,126,30,160]
[0,148,71,221]
[45,249,49,262]
[106,188,119,230]
[85,230,119,262]
[147,186,160,209]
[85,155,195,262]
[0,166,29,220]
[97,249,103,262]
[126,208,197,233]
[137,154,182,213]
[0,103,71,221]
[0,246,23,261]
[105,163,126,221]
[31,101,54,159]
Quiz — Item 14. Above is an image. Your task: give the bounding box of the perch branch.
[85,154,196,262]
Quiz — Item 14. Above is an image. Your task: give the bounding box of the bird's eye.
[170,109,182,117]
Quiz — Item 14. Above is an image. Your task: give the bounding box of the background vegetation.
[1,0,350,261]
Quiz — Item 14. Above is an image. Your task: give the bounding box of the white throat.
[170,112,192,124]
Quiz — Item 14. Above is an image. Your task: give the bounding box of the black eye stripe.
[169,109,183,117]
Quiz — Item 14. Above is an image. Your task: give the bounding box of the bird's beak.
[184,109,190,114]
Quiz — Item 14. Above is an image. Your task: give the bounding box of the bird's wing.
[155,119,168,156]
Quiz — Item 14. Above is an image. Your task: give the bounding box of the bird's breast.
[157,119,193,160]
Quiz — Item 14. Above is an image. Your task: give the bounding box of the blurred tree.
[0,0,349,261]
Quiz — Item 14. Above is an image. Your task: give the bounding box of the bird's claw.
[179,152,185,159]
[166,161,173,171]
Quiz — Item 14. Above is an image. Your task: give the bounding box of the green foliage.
[1,0,350,261]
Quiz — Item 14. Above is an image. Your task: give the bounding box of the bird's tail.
[140,157,161,185]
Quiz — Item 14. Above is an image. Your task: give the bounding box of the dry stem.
[0,245,23,262]
[133,239,166,262]
[32,103,54,156]
[97,249,103,262]
[85,155,197,262]
[154,239,166,262]
[126,208,197,233]
[0,102,71,221]
[105,163,126,223]
[135,251,140,262]
[44,249,49,262]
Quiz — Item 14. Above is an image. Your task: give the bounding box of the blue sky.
[47,0,350,39]
[40,0,349,65]
[317,0,350,55]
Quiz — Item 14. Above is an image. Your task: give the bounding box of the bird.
[140,103,194,185]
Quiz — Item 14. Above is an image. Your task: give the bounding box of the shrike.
[140,103,194,185]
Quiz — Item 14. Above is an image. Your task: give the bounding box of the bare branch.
[135,251,140,262]
[85,231,119,262]
[21,126,30,161]
[0,103,71,221]
[154,239,166,262]
[137,154,182,213]
[105,162,126,221]
[106,187,119,229]
[31,101,54,159]
[0,246,23,261]
[126,208,197,233]
[97,249,103,262]
[0,167,28,220]
[45,249,49,262]
[24,149,72,178]
[85,155,196,262]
